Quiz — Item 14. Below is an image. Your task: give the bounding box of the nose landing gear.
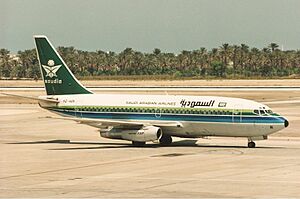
[248,141,256,148]
[247,137,256,148]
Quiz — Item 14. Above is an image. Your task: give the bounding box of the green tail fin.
[34,35,92,95]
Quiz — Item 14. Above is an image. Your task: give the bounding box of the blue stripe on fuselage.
[49,108,285,124]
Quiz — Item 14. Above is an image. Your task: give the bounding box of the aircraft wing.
[45,116,183,128]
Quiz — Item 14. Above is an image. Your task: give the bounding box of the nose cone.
[284,119,289,128]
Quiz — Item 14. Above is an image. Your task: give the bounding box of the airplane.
[5,35,289,148]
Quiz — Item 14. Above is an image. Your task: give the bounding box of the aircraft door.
[74,107,82,118]
[155,108,162,118]
[232,105,242,123]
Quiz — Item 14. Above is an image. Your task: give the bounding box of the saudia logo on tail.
[42,60,63,84]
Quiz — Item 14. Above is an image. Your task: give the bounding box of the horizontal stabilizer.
[1,93,59,103]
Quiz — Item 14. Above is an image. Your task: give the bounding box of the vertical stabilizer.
[34,35,92,95]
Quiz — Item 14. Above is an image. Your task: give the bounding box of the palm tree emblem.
[42,60,62,78]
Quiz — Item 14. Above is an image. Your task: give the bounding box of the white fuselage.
[39,94,287,139]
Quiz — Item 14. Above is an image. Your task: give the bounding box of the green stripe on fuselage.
[55,105,280,116]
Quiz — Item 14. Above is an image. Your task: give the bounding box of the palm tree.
[153,48,161,56]
[231,45,240,76]
[249,47,260,75]
[119,48,134,74]
[269,43,279,52]
[239,44,249,74]
[220,43,229,65]
[0,49,11,77]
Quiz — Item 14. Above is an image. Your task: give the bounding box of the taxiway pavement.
[0,103,300,198]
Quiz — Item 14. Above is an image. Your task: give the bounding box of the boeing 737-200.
[6,35,290,148]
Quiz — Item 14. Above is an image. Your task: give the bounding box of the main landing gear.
[247,140,256,148]
[159,134,173,146]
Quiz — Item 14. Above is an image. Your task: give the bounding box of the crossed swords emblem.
[42,60,62,78]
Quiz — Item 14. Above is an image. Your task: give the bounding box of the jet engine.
[100,126,162,142]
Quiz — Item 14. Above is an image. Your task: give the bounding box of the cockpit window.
[259,110,266,115]
[266,110,273,114]
[254,110,259,115]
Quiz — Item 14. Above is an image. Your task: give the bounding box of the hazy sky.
[1,0,300,53]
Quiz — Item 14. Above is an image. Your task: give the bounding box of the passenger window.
[254,110,259,115]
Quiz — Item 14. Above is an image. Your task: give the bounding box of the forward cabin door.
[74,107,82,118]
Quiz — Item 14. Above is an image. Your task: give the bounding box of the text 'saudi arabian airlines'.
[26,35,290,147]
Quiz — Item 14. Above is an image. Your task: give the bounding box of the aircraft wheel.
[248,141,256,148]
[159,134,173,145]
[132,141,146,146]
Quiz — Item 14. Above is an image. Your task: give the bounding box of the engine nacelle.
[100,126,162,142]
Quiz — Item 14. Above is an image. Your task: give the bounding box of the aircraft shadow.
[7,139,285,150]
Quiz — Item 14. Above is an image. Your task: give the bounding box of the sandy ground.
[1,80,300,198]
[2,79,300,87]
